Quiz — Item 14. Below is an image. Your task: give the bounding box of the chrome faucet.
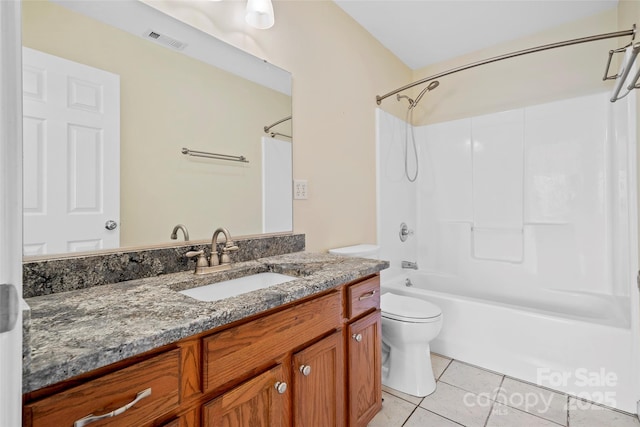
[170,224,189,241]
[401,260,418,270]
[210,227,239,266]
[185,227,239,275]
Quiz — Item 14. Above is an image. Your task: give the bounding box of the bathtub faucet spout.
[401,260,418,270]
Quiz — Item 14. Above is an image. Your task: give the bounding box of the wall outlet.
[294,179,308,200]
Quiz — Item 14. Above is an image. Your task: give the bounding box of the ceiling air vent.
[143,29,187,51]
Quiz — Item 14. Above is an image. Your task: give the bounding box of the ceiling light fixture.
[245,0,274,29]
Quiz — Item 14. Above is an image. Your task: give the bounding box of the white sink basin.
[179,272,297,302]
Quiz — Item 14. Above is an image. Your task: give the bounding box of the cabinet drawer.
[203,291,342,393]
[26,349,180,427]
[347,276,380,319]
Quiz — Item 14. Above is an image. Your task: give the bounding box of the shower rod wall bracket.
[376,26,637,106]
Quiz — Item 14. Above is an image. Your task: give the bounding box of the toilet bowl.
[381,292,442,397]
[327,245,443,397]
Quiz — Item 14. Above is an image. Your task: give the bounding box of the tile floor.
[369,353,640,427]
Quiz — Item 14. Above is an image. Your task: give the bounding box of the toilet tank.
[328,244,380,259]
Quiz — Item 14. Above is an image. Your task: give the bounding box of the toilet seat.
[381,292,442,323]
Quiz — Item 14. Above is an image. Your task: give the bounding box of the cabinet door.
[293,331,344,427]
[203,364,289,427]
[348,311,382,427]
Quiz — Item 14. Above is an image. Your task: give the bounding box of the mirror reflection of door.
[262,136,292,233]
[22,47,120,256]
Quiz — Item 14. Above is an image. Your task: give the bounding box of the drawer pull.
[352,333,363,342]
[358,290,377,301]
[74,388,152,427]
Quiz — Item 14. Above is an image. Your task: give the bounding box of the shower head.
[411,80,440,109]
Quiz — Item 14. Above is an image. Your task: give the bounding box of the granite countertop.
[23,252,388,393]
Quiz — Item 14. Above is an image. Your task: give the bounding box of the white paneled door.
[0,2,24,425]
[22,47,120,256]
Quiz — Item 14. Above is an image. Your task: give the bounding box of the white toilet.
[380,292,442,397]
[328,244,443,397]
[328,244,380,259]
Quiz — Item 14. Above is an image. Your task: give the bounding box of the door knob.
[299,365,312,376]
[352,333,363,343]
[105,220,118,230]
[274,381,287,394]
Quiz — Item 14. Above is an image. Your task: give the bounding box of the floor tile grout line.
[435,356,453,380]
[568,394,639,417]
[400,404,420,427]
[422,408,467,427]
[497,399,567,427]
[498,378,569,426]
[483,375,506,427]
[448,358,505,377]
[438,378,503,401]
[382,388,424,407]
[502,374,569,397]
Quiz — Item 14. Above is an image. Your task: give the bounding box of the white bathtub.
[381,269,637,412]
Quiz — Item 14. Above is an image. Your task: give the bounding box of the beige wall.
[22,1,291,248]
[409,8,619,126]
[145,0,411,252]
[27,1,631,255]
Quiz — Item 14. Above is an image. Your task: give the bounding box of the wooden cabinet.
[23,274,382,427]
[344,275,382,427]
[203,364,289,427]
[202,292,342,394]
[347,311,382,427]
[292,331,344,427]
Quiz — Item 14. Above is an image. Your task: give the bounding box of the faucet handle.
[220,244,239,264]
[186,250,208,268]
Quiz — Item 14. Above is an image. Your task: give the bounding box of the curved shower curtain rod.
[264,115,292,139]
[376,26,637,105]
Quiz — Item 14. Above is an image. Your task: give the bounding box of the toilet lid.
[381,292,442,322]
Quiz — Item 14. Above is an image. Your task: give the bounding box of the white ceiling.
[334,0,619,70]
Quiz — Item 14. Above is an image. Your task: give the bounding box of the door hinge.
[0,284,19,334]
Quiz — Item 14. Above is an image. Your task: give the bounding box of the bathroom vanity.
[21,250,386,427]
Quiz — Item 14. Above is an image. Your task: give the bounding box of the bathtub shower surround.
[376,90,639,413]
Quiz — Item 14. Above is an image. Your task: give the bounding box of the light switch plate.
[294,179,308,200]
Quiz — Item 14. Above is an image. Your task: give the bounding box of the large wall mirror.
[22,0,293,259]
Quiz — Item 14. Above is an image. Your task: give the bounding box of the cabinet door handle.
[299,365,312,376]
[275,381,288,394]
[352,333,363,343]
[73,388,152,427]
[358,290,377,301]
